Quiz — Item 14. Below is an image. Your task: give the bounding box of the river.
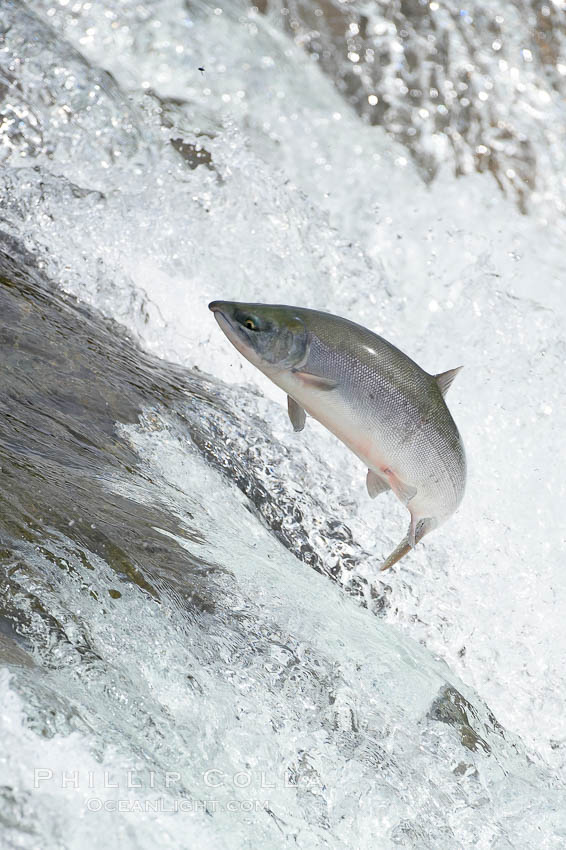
[0,2,565,847]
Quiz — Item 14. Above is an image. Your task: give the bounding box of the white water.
[1,1,566,847]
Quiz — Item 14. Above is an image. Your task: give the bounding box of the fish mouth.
[209,300,254,359]
[208,300,235,334]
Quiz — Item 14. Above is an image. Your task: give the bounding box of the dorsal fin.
[435,366,462,397]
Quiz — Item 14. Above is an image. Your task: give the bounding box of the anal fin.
[366,469,390,499]
[287,396,306,432]
[383,470,417,506]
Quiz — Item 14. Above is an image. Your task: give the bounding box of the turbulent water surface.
[0,1,566,848]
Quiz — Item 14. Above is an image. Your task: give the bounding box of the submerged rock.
[257,0,566,213]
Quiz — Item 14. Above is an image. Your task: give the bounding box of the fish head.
[209,301,308,372]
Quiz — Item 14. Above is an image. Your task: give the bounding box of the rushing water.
[1,1,566,847]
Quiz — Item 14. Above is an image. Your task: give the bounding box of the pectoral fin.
[435,366,462,397]
[366,469,390,499]
[292,370,338,391]
[287,396,306,432]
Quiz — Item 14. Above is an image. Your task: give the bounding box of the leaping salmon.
[209,301,466,571]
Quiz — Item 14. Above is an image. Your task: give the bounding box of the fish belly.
[281,374,442,521]
[284,378,393,477]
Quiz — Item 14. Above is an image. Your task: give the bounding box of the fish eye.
[234,309,267,332]
[242,316,263,331]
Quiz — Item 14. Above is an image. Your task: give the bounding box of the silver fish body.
[209,301,466,570]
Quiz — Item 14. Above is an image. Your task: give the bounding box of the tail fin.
[379,518,436,571]
[379,536,412,571]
